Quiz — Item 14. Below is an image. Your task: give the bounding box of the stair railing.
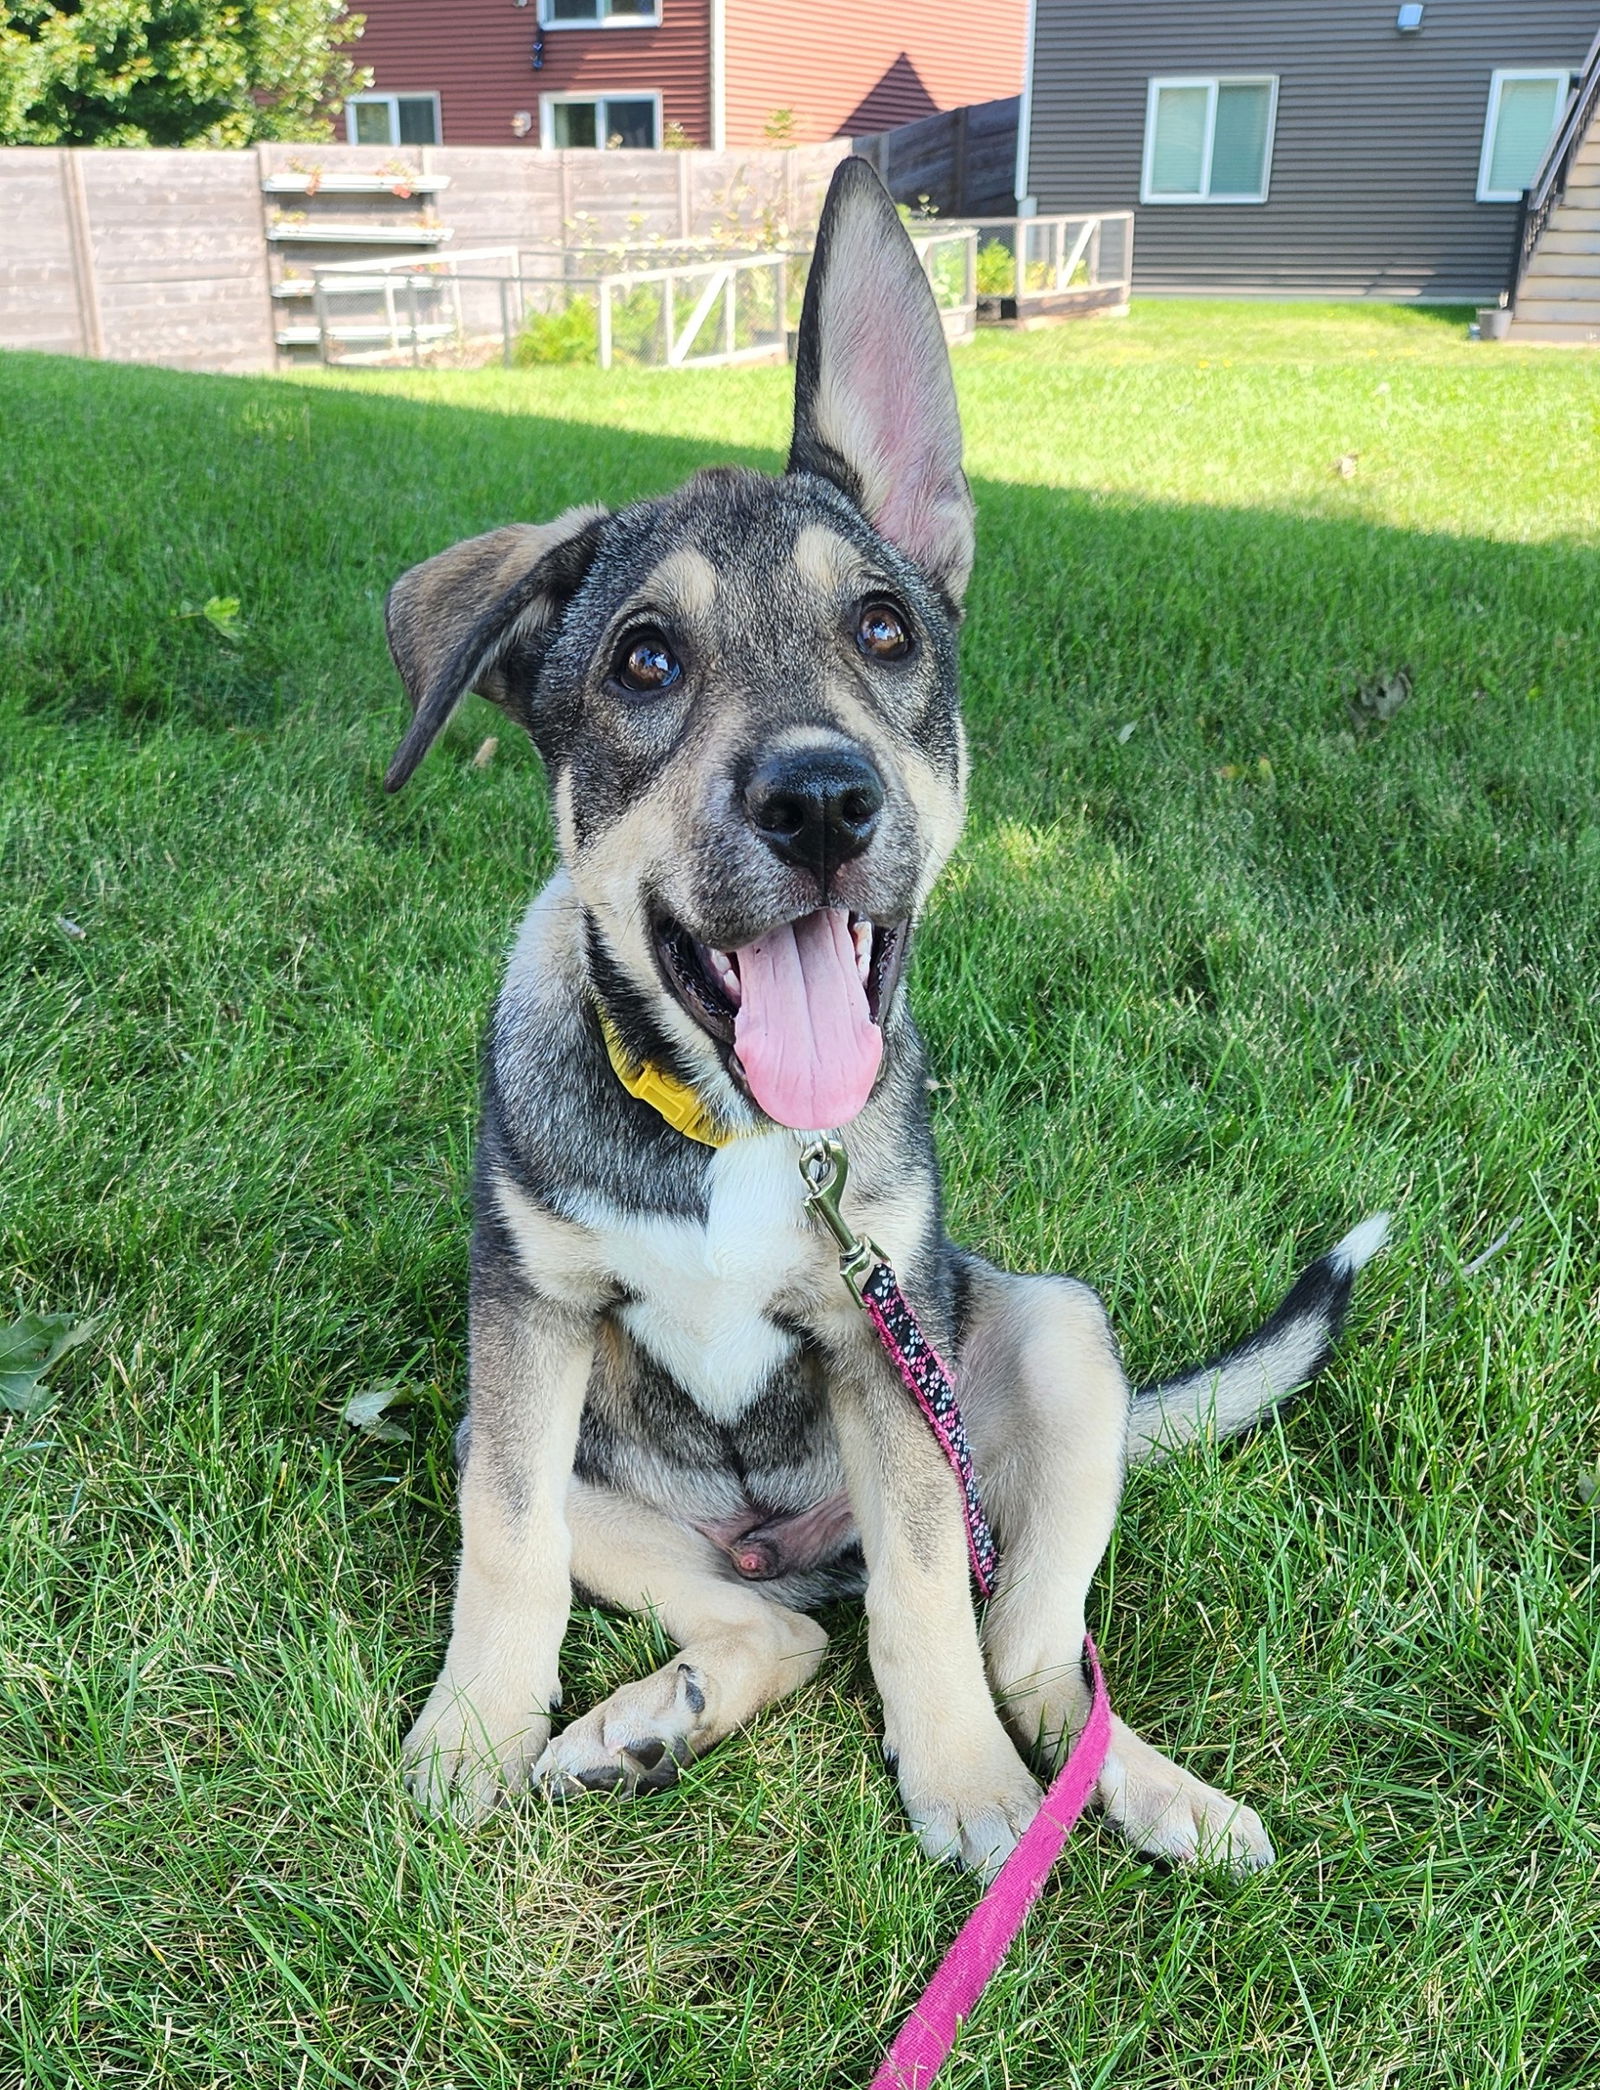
[1509,24,1600,303]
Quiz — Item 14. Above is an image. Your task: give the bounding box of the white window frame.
[537,0,660,28]
[1140,75,1279,205]
[344,90,441,148]
[539,90,663,150]
[1476,69,1573,203]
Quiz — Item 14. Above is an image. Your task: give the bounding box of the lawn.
[2,301,1598,2089]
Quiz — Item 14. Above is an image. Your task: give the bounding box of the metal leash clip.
[796,1134,884,1305]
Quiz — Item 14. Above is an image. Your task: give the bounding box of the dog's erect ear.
[787,158,974,607]
[383,504,608,791]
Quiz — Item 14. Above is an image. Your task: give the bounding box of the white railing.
[592,251,789,370]
[281,215,1107,368]
[295,245,791,369]
[909,227,979,342]
[962,213,1135,313]
[306,248,517,361]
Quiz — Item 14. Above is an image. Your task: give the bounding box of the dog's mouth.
[654,908,908,1130]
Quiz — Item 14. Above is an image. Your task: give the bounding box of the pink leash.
[798,1138,1114,2090]
[870,1639,1110,2090]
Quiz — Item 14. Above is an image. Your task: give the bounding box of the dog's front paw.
[534,1659,714,1797]
[401,1673,551,1824]
[891,1733,1043,1879]
[1098,1723,1274,1873]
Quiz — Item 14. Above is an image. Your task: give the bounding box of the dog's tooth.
[850,918,872,984]
[712,950,742,1007]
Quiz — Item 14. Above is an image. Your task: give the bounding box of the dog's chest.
[574,1134,820,1423]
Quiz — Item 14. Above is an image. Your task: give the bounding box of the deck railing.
[1510,25,1600,303]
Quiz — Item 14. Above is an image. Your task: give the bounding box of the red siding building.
[346,0,1025,153]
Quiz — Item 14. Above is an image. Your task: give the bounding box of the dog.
[383,158,1386,1876]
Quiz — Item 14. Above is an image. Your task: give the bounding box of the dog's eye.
[856,601,911,661]
[614,630,681,696]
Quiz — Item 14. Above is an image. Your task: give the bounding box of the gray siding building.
[1022,0,1599,300]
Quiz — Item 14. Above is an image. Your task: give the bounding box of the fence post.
[776,253,788,359]
[724,266,735,356]
[598,280,613,369]
[59,151,105,360]
[500,276,512,367]
[313,280,332,365]
[662,270,674,363]
[407,277,420,366]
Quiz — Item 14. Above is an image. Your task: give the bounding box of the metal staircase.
[1507,25,1600,343]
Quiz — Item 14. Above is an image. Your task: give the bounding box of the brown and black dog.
[383,159,1385,1875]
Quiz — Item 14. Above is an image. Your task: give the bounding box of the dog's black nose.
[745,747,884,875]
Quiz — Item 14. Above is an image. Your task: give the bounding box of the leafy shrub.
[512,296,600,366]
[976,240,1016,297]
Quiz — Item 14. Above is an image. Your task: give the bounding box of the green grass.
[3,300,1598,2089]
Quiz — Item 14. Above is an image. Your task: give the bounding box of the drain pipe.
[1014,0,1038,214]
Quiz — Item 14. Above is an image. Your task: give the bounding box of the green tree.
[0,1,370,148]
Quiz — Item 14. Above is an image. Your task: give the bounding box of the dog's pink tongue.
[733,908,882,1130]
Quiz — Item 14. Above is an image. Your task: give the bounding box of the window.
[1477,70,1572,202]
[1141,77,1278,203]
[540,93,660,149]
[345,92,440,147]
[539,0,659,26]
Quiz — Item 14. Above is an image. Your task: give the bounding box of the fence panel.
[855,98,1021,218]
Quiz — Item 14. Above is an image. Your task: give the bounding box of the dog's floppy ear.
[787,158,974,607]
[383,504,609,791]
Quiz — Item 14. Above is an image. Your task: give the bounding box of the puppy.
[384,159,1385,1875]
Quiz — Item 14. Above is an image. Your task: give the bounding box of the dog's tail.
[1127,1213,1390,1465]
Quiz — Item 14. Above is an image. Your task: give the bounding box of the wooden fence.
[0,139,849,374]
[854,97,1020,219]
[0,111,1034,376]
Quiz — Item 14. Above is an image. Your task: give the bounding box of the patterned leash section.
[858,1260,998,1599]
[795,1136,1114,2090]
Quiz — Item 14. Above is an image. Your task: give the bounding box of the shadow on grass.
[4,352,1594,953]
[3,351,1593,751]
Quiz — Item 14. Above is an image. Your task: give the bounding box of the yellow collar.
[594,1003,738,1148]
